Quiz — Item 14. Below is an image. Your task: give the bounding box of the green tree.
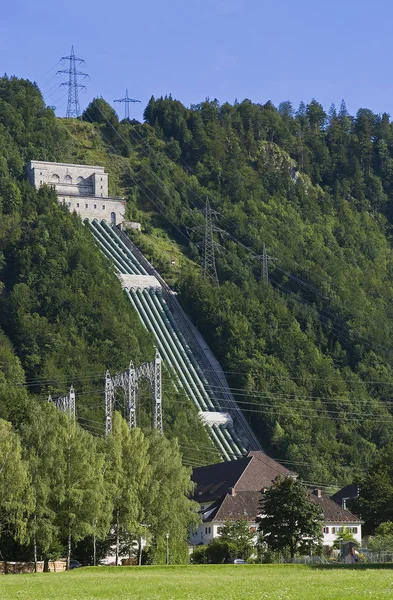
[20,403,66,570]
[332,528,358,550]
[368,522,393,553]
[54,419,106,569]
[218,519,255,560]
[0,420,31,552]
[139,431,200,564]
[355,445,393,534]
[258,476,323,558]
[106,412,150,565]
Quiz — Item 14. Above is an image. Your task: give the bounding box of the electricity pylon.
[48,386,75,421]
[255,243,275,284]
[202,198,219,285]
[114,89,141,120]
[57,46,88,118]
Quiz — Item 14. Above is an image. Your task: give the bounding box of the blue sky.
[1,0,393,121]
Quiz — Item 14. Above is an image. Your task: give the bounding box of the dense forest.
[0,76,216,468]
[4,73,393,495]
[81,91,393,486]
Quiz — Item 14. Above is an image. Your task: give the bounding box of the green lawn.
[1,564,393,600]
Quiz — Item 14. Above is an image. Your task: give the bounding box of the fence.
[0,560,66,574]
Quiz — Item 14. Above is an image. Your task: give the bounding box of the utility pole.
[57,46,88,118]
[202,198,219,285]
[166,532,169,565]
[114,89,141,120]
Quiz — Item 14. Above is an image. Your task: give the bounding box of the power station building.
[27,160,126,225]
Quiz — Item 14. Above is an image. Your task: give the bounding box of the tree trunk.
[67,527,71,570]
[33,533,38,573]
[115,510,119,566]
[93,533,96,567]
[290,540,295,561]
[43,557,49,573]
[138,536,142,566]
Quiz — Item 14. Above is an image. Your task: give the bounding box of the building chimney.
[229,487,236,496]
[314,489,322,498]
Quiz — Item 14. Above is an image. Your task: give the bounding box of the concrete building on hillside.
[27,160,126,225]
[190,452,362,550]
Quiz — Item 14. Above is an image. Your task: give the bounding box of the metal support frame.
[57,45,88,118]
[113,89,141,120]
[105,351,163,436]
[202,198,219,285]
[48,386,76,421]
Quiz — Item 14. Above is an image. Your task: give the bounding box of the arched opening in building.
[52,174,60,183]
[111,212,116,225]
[65,174,72,184]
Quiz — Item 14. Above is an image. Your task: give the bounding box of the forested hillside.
[0,76,215,464]
[78,93,393,485]
[3,73,393,487]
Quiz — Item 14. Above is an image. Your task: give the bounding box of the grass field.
[1,564,393,600]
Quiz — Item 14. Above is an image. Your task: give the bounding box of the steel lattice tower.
[104,352,163,436]
[202,198,219,285]
[114,89,141,120]
[255,243,275,284]
[57,46,88,118]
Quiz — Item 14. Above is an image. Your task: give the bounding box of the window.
[85,204,88,208]
[65,174,72,183]
[205,527,211,534]
[102,205,106,209]
[348,527,358,534]
[94,204,97,209]
[332,527,336,534]
[323,527,329,534]
[76,203,80,208]
[68,202,71,207]
[52,174,60,183]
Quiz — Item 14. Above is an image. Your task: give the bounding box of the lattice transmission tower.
[104,350,162,436]
[48,386,76,421]
[114,89,141,120]
[255,243,275,284]
[57,46,88,118]
[202,198,219,285]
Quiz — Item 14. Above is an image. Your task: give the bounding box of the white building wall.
[28,160,125,225]
[322,523,362,547]
[190,516,362,550]
[59,195,126,224]
[189,520,258,547]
